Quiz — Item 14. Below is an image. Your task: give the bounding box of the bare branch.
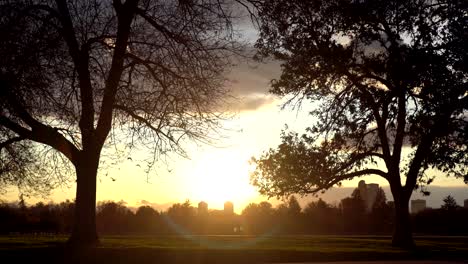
[0,136,25,151]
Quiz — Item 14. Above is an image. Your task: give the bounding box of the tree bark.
[391,194,414,248]
[68,152,100,247]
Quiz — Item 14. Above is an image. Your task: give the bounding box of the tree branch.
[0,117,32,139]
[311,168,388,194]
[392,92,407,165]
[347,74,392,162]
[0,136,25,151]
[334,151,386,174]
[135,7,188,45]
[113,104,178,147]
[96,0,139,146]
[55,0,95,138]
[0,115,80,165]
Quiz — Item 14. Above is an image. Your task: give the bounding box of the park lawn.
[0,235,467,263]
[0,235,400,251]
[101,235,409,253]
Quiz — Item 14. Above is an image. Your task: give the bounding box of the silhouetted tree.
[29,202,59,233]
[0,202,19,234]
[0,0,244,245]
[241,201,276,235]
[373,188,387,210]
[0,198,467,235]
[340,189,367,233]
[277,196,302,233]
[166,200,196,233]
[54,200,74,233]
[287,196,301,215]
[413,206,468,235]
[369,188,392,233]
[303,198,339,234]
[251,0,467,247]
[96,201,133,234]
[134,205,160,233]
[441,195,459,211]
[205,209,240,235]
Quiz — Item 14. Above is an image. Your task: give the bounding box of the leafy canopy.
[0,0,244,193]
[251,0,467,198]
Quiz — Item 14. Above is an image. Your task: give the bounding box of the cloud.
[228,60,281,95]
[138,199,173,212]
[225,59,281,111]
[227,94,276,112]
[305,185,468,209]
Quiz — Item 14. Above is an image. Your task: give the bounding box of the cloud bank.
[225,59,281,112]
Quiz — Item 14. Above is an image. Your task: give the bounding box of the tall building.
[358,180,379,212]
[411,199,426,214]
[464,199,468,209]
[198,201,208,215]
[224,201,234,214]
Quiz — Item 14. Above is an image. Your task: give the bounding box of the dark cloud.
[228,60,281,96]
[225,59,281,111]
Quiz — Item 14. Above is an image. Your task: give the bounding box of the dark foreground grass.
[0,235,467,263]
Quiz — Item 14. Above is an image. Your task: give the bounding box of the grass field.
[0,235,467,263]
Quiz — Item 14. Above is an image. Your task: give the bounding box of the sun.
[186,150,258,212]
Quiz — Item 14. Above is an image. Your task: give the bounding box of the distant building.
[198,201,208,215]
[224,201,234,214]
[464,199,468,209]
[411,199,426,214]
[358,180,379,212]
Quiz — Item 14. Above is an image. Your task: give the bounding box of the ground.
[0,235,467,263]
[288,262,467,264]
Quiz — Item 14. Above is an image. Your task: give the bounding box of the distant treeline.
[1,190,467,235]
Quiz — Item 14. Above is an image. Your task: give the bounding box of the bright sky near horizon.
[2,12,466,213]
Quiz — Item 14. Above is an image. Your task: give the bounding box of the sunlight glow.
[186,151,258,211]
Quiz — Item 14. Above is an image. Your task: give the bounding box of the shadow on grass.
[1,245,468,264]
[1,236,468,263]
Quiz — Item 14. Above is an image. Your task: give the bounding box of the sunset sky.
[2,14,466,213]
[4,58,465,213]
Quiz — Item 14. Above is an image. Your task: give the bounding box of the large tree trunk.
[68,152,99,247]
[391,195,414,248]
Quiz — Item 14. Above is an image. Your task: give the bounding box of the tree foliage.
[0,0,243,191]
[251,0,467,196]
[250,0,467,247]
[0,0,245,244]
[3,196,468,236]
[441,195,459,210]
[241,201,276,234]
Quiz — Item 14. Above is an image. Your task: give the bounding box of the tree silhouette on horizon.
[441,195,459,211]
